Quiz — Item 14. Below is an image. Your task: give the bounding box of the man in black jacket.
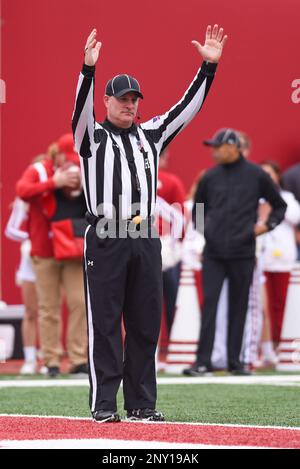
[184,128,287,376]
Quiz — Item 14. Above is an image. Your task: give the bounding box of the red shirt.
[157,170,186,238]
[157,170,186,207]
[16,159,56,257]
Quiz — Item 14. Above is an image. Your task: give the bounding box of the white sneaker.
[39,365,48,376]
[253,358,263,369]
[20,361,37,375]
[260,351,279,368]
[263,355,279,367]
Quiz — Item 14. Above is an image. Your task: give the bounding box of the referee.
[72,25,227,423]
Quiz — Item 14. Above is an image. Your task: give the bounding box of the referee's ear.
[103,95,110,110]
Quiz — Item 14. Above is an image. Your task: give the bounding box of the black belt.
[85,211,153,233]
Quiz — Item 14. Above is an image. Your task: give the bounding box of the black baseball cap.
[105,74,143,99]
[203,128,241,148]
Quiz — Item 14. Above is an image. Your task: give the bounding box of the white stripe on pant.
[84,224,97,412]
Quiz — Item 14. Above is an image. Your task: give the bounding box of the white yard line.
[0,375,300,388]
[0,414,299,431]
[157,376,300,385]
[0,379,89,388]
[0,438,266,450]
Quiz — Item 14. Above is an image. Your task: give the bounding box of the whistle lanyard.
[108,129,153,216]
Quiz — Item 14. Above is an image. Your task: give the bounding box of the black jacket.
[192,155,287,259]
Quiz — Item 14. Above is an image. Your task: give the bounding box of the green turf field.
[1,383,299,428]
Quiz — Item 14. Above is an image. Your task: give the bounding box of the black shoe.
[230,368,252,376]
[182,365,213,377]
[70,363,89,375]
[92,410,121,423]
[126,408,165,422]
[47,366,60,378]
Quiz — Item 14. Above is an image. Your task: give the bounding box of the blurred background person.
[157,148,186,336]
[186,138,264,372]
[15,134,88,378]
[212,130,264,370]
[182,170,207,274]
[184,128,287,376]
[259,160,300,363]
[5,193,40,375]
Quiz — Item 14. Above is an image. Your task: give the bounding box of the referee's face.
[104,92,139,128]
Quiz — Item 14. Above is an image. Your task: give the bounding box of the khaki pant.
[32,256,87,368]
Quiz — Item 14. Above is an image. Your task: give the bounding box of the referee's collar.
[102,118,138,136]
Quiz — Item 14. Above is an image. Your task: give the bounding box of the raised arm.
[141,25,228,152]
[72,28,102,158]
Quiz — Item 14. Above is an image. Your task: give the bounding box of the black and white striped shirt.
[72,61,217,220]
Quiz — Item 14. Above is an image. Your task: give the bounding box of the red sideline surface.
[0,417,299,448]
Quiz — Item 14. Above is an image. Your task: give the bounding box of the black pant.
[83,225,162,412]
[196,255,255,370]
[163,262,181,335]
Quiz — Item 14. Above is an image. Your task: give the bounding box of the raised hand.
[192,24,228,63]
[84,28,102,66]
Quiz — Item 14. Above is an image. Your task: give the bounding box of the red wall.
[1,0,300,303]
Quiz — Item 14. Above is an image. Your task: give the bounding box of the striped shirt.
[72,61,217,220]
